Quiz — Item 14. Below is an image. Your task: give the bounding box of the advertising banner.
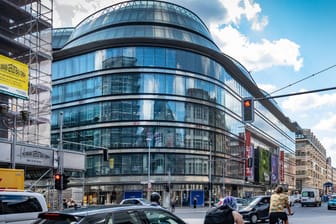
[0,55,29,99]
[245,130,254,180]
[258,147,270,184]
[280,151,285,182]
[271,154,279,184]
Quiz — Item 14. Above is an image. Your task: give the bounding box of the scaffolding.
[0,0,53,146]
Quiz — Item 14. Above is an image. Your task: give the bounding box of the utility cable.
[268,64,336,95]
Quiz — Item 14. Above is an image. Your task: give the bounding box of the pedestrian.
[193,196,197,208]
[62,198,68,209]
[171,198,176,212]
[204,195,244,224]
[150,192,161,206]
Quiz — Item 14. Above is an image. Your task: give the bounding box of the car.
[216,197,248,210]
[328,194,336,210]
[289,194,301,206]
[120,197,151,205]
[0,190,48,224]
[32,204,187,224]
[238,195,270,224]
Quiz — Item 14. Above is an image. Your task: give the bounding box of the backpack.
[204,205,234,224]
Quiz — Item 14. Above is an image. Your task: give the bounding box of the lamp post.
[11,111,17,169]
[209,141,212,208]
[146,137,151,201]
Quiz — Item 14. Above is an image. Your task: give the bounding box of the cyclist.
[269,185,292,224]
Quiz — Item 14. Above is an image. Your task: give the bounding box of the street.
[175,202,336,224]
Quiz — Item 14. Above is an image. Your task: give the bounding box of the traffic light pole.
[57,111,64,210]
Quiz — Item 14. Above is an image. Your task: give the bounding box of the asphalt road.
[175,202,336,224]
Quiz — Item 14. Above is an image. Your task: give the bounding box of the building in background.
[51,0,298,205]
[296,129,328,193]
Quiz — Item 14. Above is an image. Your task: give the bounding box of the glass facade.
[52,0,296,204]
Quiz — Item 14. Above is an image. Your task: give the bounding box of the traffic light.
[242,97,254,123]
[62,174,70,190]
[165,184,169,192]
[54,173,62,190]
[103,149,108,161]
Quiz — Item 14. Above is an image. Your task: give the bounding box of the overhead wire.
[268,64,336,96]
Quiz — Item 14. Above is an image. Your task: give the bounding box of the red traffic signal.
[54,173,62,190]
[242,97,254,123]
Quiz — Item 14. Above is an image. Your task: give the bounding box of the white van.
[0,191,48,224]
[301,188,321,207]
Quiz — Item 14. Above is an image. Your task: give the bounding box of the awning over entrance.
[323,181,333,187]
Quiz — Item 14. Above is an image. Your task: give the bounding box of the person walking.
[204,196,244,224]
[193,196,197,208]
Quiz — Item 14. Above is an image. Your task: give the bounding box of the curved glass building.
[52,0,297,206]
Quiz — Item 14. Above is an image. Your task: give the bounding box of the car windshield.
[138,198,150,204]
[245,197,263,207]
[331,195,336,200]
[236,198,249,206]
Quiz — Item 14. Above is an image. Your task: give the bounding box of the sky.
[53,0,336,166]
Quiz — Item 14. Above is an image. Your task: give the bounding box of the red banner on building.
[245,130,253,178]
[279,151,285,182]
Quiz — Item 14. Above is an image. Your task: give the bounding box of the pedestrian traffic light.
[54,173,62,190]
[242,97,254,123]
[63,174,70,190]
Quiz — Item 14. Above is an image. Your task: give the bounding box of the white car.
[120,198,151,205]
[0,191,48,224]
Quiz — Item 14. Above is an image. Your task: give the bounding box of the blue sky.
[54,0,336,166]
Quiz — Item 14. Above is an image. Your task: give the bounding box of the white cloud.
[53,0,117,28]
[210,25,303,72]
[219,0,268,31]
[257,83,277,93]
[282,91,336,112]
[313,114,336,131]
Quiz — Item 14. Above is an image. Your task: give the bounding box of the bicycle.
[275,212,294,224]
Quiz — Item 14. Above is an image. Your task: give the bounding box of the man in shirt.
[269,185,292,224]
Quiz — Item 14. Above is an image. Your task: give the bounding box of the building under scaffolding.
[0,0,52,147]
[0,0,55,184]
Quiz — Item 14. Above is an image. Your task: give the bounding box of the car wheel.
[328,206,330,210]
[250,214,258,224]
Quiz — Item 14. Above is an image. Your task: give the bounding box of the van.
[0,191,48,224]
[301,188,321,207]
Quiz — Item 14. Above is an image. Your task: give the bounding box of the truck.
[301,187,321,207]
[0,168,24,190]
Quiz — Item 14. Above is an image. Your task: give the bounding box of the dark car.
[238,195,270,224]
[32,204,187,224]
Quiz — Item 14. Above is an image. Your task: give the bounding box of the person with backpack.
[204,196,244,224]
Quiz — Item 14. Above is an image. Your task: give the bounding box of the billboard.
[0,55,29,99]
[255,147,270,184]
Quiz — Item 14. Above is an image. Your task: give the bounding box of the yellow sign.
[0,55,29,99]
[0,168,24,190]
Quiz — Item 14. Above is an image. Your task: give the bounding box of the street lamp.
[209,141,212,208]
[146,137,151,201]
